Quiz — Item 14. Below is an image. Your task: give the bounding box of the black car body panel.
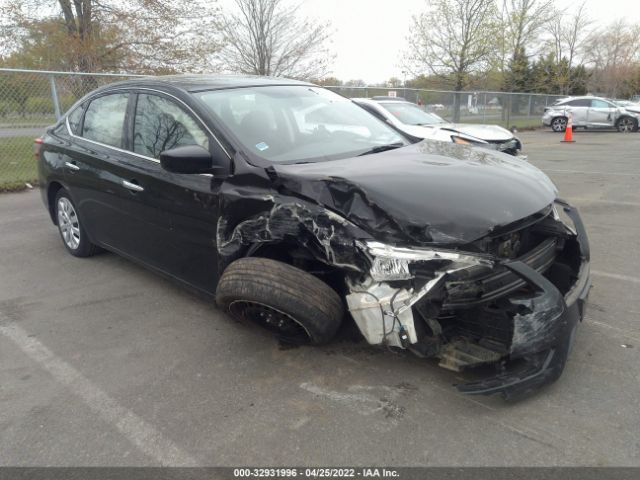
[38,75,590,399]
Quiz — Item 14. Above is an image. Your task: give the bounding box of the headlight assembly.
[361,240,495,282]
[451,135,497,150]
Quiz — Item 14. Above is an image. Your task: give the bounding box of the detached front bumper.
[457,200,591,399]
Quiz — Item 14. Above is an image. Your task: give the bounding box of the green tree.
[503,46,530,114]
[504,46,530,92]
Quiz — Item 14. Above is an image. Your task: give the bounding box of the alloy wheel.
[57,197,81,250]
[552,118,567,132]
[618,118,635,133]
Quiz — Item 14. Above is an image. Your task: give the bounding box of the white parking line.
[592,270,640,285]
[541,169,639,177]
[0,320,198,466]
[570,199,640,208]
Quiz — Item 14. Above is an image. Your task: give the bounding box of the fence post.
[49,75,61,120]
[482,92,487,122]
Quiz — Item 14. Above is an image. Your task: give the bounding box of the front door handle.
[65,161,80,171]
[122,180,144,192]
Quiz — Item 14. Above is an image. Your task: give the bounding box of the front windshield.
[196,86,407,163]
[379,102,446,126]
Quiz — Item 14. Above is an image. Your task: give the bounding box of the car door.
[564,99,590,126]
[62,92,137,248]
[588,99,616,127]
[113,91,227,293]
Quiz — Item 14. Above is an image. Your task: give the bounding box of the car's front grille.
[443,237,558,309]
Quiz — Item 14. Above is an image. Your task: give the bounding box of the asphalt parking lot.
[1,129,640,467]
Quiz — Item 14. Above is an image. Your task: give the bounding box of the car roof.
[352,97,411,105]
[95,74,315,94]
[371,96,407,101]
[556,95,610,103]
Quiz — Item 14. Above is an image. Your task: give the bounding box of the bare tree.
[500,0,555,63]
[405,0,498,121]
[584,20,640,97]
[545,2,591,93]
[217,0,332,79]
[547,2,591,68]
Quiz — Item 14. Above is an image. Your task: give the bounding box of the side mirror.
[159,145,230,176]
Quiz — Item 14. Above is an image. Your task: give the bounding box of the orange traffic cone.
[562,113,575,143]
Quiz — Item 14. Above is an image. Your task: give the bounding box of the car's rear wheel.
[616,116,638,133]
[216,257,344,345]
[55,189,99,257]
[551,117,567,132]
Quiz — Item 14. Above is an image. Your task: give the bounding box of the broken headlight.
[362,241,495,282]
[451,135,492,147]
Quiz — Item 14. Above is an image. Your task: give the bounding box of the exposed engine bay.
[344,200,590,399]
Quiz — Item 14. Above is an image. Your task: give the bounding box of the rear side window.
[67,104,84,134]
[591,99,612,108]
[133,94,209,159]
[566,99,591,107]
[82,94,129,147]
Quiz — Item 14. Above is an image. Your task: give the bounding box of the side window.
[67,104,84,134]
[133,94,209,159]
[567,99,590,107]
[591,99,612,108]
[82,94,129,147]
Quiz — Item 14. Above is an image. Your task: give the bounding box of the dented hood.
[401,123,515,142]
[270,141,557,244]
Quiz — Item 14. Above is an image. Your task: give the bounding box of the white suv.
[542,96,639,132]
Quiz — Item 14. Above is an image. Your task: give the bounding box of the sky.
[295,0,640,83]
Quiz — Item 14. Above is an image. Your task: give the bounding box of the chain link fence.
[0,68,142,191]
[326,86,566,128]
[0,68,567,191]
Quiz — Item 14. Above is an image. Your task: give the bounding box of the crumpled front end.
[345,199,590,399]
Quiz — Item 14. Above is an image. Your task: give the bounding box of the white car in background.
[542,96,640,133]
[353,97,525,158]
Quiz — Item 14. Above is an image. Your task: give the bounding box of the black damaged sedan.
[38,75,590,399]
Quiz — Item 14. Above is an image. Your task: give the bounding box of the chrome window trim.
[65,86,231,162]
[67,116,161,164]
[66,117,214,178]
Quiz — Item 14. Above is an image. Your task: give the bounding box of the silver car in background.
[353,97,525,158]
[542,96,640,133]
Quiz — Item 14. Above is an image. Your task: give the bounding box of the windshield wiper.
[357,142,405,156]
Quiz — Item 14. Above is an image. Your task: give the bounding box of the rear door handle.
[65,161,80,171]
[122,180,144,192]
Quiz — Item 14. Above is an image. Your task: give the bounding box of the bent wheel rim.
[228,300,311,344]
[57,197,81,250]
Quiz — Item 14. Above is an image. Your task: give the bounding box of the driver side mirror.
[159,145,230,176]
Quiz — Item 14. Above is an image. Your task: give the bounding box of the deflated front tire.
[216,257,344,345]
